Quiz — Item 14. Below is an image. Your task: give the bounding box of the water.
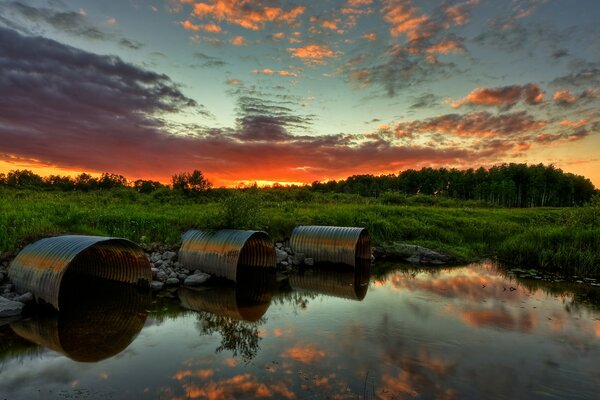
[1,261,600,399]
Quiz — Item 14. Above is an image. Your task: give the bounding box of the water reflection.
[288,260,371,300]
[2,261,600,400]
[11,273,150,362]
[180,268,276,361]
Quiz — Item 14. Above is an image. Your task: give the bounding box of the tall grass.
[1,188,597,276]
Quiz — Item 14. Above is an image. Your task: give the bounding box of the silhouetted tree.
[172,170,212,194]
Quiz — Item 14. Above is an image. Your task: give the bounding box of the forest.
[0,163,596,208]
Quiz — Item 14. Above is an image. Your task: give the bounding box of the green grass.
[0,188,598,277]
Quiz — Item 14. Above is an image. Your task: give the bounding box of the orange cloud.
[253,68,298,77]
[452,84,544,108]
[230,35,247,45]
[181,20,222,33]
[426,38,464,54]
[189,1,305,31]
[382,0,431,40]
[559,118,588,129]
[288,44,337,64]
[361,32,377,41]
[347,0,373,5]
[281,344,326,364]
[395,111,546,138]
[443,0,479,26]
[105,17,117,25]
[553,89,577,104]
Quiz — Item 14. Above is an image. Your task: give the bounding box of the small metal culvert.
[289,225,371,267]
[179,229,276,281]
[8,235,152,310]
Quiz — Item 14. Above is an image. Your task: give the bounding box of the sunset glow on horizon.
[1,0,599,187]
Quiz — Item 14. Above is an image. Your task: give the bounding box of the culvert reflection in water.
[288,260,371,300]
[11,273,151,362]
[179,268,277,361]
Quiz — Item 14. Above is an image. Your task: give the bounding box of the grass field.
[1,188,598,277]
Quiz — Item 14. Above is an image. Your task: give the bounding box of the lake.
[1,261,600,399]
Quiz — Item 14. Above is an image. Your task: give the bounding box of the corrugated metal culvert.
[8,235,152,310]
[289,226,371,267]
[289,261,371,301]
[179,229,276,281]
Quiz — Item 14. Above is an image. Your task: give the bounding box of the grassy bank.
[0,188,598,276]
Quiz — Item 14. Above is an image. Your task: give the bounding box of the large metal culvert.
[289,226,371,267]
[179,269,276,322]
[8,235,152,310]
[11,277,150,362]
[289,261,371,301]
[179,229,276,281]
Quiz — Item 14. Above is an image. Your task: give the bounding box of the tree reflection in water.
[179,268,276,361]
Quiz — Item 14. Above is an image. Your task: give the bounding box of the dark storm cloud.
[0,1,143,49]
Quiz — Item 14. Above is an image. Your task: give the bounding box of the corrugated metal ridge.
[8,235,152,310]
[289,225,371,267]
[179,229,276,281]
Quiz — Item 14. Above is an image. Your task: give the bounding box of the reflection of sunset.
[175,373,295,400]
[174,369,214,380]
[281,344,326,364]
[273,328,292,337]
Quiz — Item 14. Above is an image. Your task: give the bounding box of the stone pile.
[147,249,210,291]
[274,241,314,270]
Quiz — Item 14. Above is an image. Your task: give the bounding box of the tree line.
[0,163,596,207]
[311,164,596,207]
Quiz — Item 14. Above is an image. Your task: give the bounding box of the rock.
[0,296,24,317]
[169,272,178,279]
[292,253,305,266]
[153,259,164,268]
[150,281,164,291]
[284,247,293,255]
[275,242,283,249]
[151,268,160,278]
[304,257,314,266]
[280,261,289,267]
[14,292,34,303]
[374,242,457,265]
[184,273,211,286]
[0,272,4,282]
[276,248,288,263]
[166,277,180,286]
[162,251,177,262]
[156,271,167,282]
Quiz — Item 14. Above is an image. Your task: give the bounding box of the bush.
[217,191,262,230]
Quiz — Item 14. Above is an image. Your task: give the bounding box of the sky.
[0,0,599,187]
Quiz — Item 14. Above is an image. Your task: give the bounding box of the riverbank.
[0,189,598,277]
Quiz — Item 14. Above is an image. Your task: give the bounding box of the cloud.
[551,68,600,88]
[253,68,298,77]
[394,111,546,139]
[452,84,544,109]
[192,52,228,68]
[0,1,142,50]
[185,0,305,31]
[425,36,465,54]
[230,35,247,45]
[105,17,117,25]
[181,20,222,33]
[552,88,599,106]
[288,44,338,64]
